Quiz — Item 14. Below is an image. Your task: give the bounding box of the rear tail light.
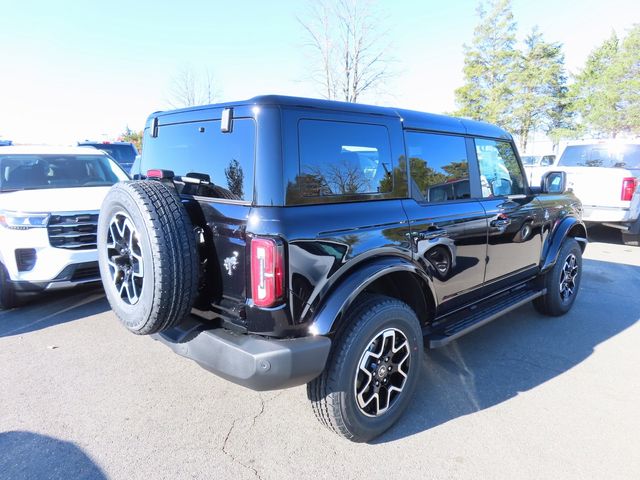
[251,237,284,307]
[621,177,637,201]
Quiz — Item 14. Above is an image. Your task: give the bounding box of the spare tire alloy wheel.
[106,212,144,305]
[355,328,411,417]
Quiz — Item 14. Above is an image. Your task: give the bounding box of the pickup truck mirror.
[541,171,567,194]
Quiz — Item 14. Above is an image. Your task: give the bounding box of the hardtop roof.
[150,95,512,140]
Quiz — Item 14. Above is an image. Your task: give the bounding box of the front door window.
[475,139,525,197]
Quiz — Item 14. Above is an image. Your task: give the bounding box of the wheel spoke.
[354,327,411,417]
[559,253,579,302]
[106,212,144,306]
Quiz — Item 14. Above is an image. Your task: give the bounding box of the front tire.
[307,295,423,442]
[0,262,17,310]
[534,238,582,316]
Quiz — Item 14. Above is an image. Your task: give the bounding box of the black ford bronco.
[98,96,586,442]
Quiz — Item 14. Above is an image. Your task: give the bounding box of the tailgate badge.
[224,252,239,276]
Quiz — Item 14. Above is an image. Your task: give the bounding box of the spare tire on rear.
[97,180,199,335]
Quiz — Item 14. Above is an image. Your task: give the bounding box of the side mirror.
[541,171,567,194]
[540,158,551,167]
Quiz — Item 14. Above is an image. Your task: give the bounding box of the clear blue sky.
[1,0,637,144]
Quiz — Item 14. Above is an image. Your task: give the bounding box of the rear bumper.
[582,205,637,223]
[152,319,331,391]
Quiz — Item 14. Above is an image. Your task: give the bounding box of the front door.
[402,132,488,314]
[474,138,544,289]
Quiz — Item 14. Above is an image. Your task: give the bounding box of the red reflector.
[251,237,284,307]
[146,169,163,179]
[621,177,637,201]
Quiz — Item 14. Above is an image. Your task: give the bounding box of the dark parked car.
[78,141,138,173]
[98,96,586,442]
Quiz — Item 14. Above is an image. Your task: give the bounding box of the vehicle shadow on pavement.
[375,257,640,443]
[0,431,107,479]
[587,225,624,245]
[0,285,108,338]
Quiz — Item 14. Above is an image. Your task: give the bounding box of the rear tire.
[622,232,640,247]
[307,294,423,442]
[534,238,582,316]
[0,262,17,310]
[97,181,199,335]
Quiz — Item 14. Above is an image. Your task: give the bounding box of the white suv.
[0,146,129,308]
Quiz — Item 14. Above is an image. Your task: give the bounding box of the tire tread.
[0,263,17,310]
[307,294,415,441]
[99,180,199,334]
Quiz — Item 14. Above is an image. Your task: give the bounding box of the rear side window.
[296,120,393,198]
[405,132,470,203]
[142,118,255,202]
[475,139,525,197]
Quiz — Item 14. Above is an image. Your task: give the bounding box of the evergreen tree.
[224,159,245,199]
[572,25,640,137]
[614,25,640,136]
[510,28,568,151]
[119,126,143,153]
[454,0,518,126]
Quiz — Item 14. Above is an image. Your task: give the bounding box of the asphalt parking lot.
[1,226,639,480]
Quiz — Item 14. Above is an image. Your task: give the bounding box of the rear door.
[141,112,256,312]
[401,131,488,314]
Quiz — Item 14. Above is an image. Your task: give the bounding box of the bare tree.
[298,0,392,103]
[166,66,219,108]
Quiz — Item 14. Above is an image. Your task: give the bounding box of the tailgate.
[562,167,633,208]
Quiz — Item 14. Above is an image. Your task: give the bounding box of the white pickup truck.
[543,141,640,246]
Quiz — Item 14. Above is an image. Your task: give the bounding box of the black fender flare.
[540,216,587,273]
[308,256,435,337]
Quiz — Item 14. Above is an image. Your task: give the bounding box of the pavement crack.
[249,396,266,429]
[221,396,266,480]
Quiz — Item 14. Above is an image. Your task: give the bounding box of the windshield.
[521,155,539,166]
[81,144,136,164]
[558,144,640,169]
[0,154,128,192]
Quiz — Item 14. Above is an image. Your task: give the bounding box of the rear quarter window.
[287,120,393,204]
[141,118,255,202]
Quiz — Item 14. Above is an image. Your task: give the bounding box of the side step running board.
[427,288,546,348]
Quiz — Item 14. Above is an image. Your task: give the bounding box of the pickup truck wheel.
[307,294,422,442]
[98,181,199,335]
[0,262,17,310]
[534,238,582,316]
[622,232,639,247]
